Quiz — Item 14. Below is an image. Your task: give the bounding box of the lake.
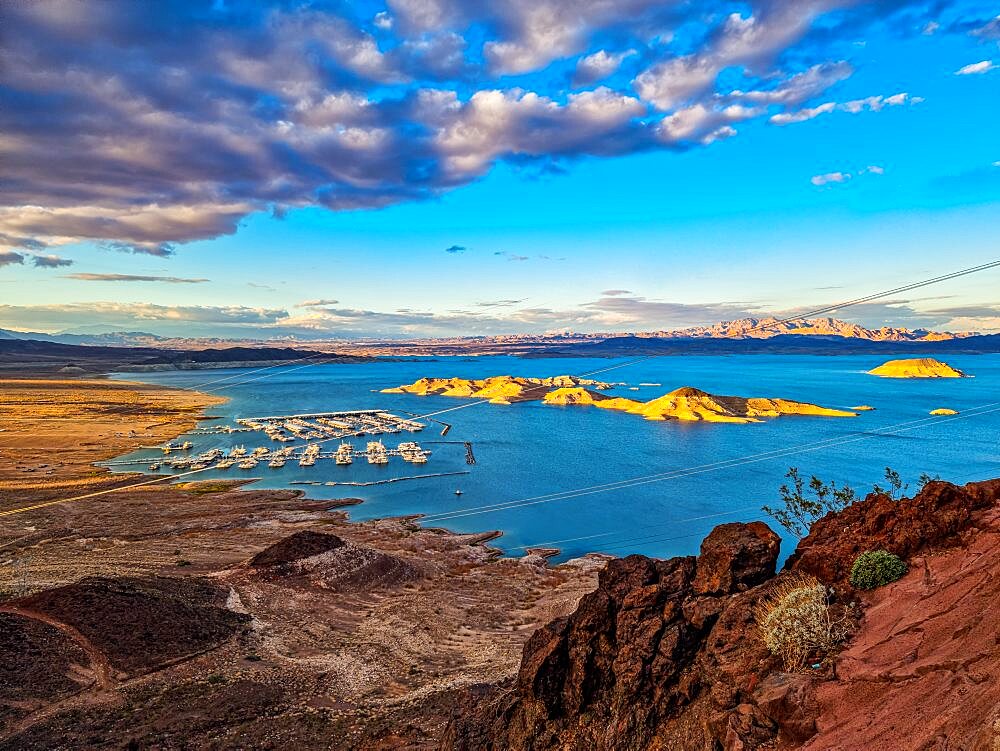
[110,354,1000,562]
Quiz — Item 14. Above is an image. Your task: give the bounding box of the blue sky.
[1,0,998,338]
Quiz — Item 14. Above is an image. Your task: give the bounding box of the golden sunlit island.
[384,377,857,423]
[867,357,968,378]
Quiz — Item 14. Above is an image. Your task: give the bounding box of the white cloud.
[634,7,827,111]
[955,60,996,75]
[573,49,636,85]
[732,61,853,107]
[811,164,885,186]
[769,102,836,125]
[811,172,851,186]
[774,92,919,126]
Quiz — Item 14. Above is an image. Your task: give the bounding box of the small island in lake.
[385,377,857,423]
[381,375,615,404]
[930,408,959,415]
[867,357,967,378]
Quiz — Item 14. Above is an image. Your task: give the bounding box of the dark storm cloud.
[1,0,958,252]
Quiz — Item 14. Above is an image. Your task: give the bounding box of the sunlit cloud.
[65,273,209,283]
[0,0,952,254]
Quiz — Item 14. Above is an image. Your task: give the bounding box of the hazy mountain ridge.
[0,317,977,351]
[644,317,973,341]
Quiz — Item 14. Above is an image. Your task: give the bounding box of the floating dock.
[100,439,432,472]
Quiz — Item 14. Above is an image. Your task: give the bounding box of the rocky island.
[385,377,857,423]
[381,375,615,404]
[867,357,967,378]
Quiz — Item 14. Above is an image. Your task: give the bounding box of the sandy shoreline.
[0,374,605,747]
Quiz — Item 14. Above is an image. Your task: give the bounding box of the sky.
[1,0,999,339]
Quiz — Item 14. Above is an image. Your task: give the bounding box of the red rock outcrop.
[801,502,1000,750]
[445,479,1000,751]
[787,479,1000,587]
[443,522,786,750]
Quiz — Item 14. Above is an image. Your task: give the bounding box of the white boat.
[238,458,258,469]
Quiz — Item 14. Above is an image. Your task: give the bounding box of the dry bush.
[754,574,850,669]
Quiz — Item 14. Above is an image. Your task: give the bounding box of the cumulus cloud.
[66,273,209,283]
[955,60,997,74]
[731,61,853,106]
[574,49,637,86]
[0,0,954,253]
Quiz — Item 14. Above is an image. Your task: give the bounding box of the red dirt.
[801,503,1000,751]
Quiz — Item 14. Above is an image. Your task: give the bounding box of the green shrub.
[850,550,907,590]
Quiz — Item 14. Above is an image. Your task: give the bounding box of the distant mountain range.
[640,317,973,342]
[0,328,168,347]
[0,317,989,356]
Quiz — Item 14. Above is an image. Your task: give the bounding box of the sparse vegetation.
[762,468,857,538]
[918,472,941,490]
[849,550,907,590]
[872,466,907,500]
[754,574,851,669]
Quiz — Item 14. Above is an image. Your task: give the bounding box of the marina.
[98,438,433,472]
[210,410,427,442]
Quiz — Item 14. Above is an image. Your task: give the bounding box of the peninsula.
[866,357,967,378]
[384,377,857,423]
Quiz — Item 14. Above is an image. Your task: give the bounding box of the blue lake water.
[110,354,1000,562]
